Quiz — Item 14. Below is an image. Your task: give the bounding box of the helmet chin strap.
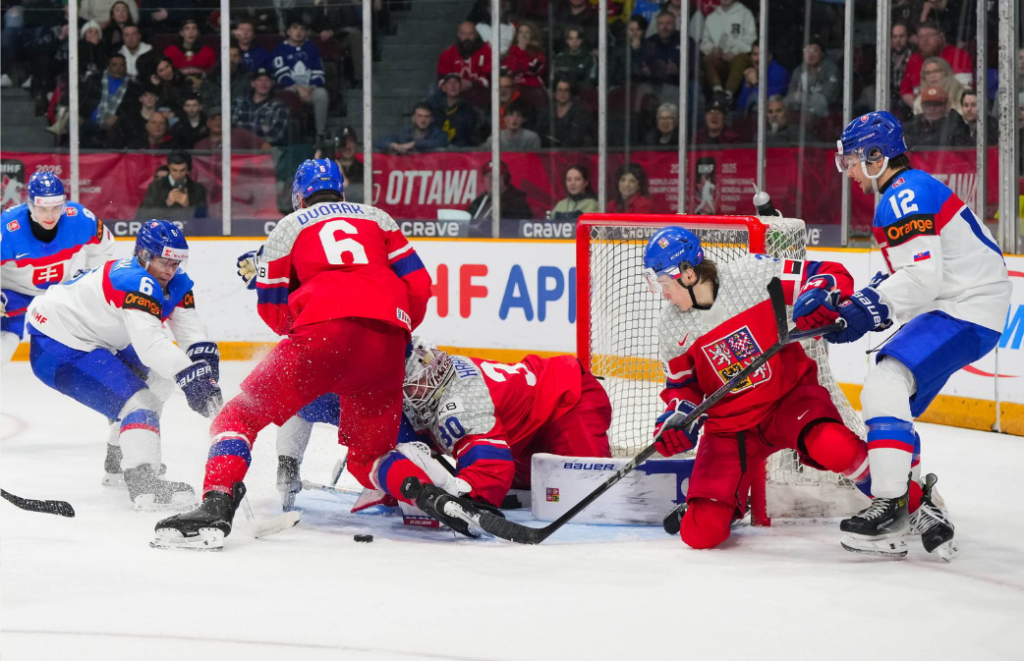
[859,155,890,195]
[679,266,713,311]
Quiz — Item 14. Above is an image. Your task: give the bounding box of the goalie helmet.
[642,226,704,294]
[403,336,455,429]
[835,111,906,174]
[136,219,188,266]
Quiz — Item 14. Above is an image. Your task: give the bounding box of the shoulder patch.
[179,289,195,308]
[883,215,936,247]
[65,207,78,217]
[6,220,19,232]
[123,291,162,317]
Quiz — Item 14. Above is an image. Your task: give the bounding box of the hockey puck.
[354,534,374,543]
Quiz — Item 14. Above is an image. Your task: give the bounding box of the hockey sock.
[802,421,871,496]
[679,498,734,550]
[371,450,434,505]
[203,433,252,495]
[865,416,916,499]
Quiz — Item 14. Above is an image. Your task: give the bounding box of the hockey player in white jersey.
[25,220,223,510]
[1,171,113,364]
[796,111,1012,559]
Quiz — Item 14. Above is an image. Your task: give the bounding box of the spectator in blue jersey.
[234,18,271,73]
[80,53,130,147]
[272,15,330,139]
[232,67,290,147]
[736,41,791,115]
[374,102,449,155]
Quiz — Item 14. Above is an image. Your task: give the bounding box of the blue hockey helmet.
[293,158,344,206]
[835,111,906,174]
[643,226,704,293]
[26,171,66,219]
[136,220,188,265]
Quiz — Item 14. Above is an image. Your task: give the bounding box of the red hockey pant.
[205,317,408,494]
[512,371,613,489]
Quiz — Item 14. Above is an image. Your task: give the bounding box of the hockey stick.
[240,496,301,538]
[1,489,76,518]
[469,279,845,544]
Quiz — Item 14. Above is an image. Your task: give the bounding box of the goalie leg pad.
[679,498,734,549]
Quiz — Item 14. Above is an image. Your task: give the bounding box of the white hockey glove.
[397,442,471,497]
[236,246,263,290]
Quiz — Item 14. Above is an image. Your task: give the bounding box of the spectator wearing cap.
[467,160,533,226]
[233,18,272,73]
[165,19,216,79]
[172,93,210,148]
[694,95,741,145]
[138,150,208,221]
[903,85,971,147]
[374,102,449,155]
[115,82,165,147]
[315,126,365,202]
[273,15,330,138]
[79,20,110,82]
[700,0,756,104]
[232,68,291,147]
[483,100,541,151]
[194,107,268,150]
[118,24,155,82]
[427,73,481,148]
[784,36,840,119]
[437,22,492,108]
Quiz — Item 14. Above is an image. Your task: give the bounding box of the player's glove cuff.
[825,287,892,344]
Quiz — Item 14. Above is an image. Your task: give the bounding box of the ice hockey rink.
[2,359,1023,661]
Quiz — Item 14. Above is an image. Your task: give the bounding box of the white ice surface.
[2,360,1023,661]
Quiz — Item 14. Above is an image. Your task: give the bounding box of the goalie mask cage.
[576,213,868,526]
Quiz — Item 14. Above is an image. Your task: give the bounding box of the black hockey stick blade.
[473,286,843,545]
[1,489,76,518]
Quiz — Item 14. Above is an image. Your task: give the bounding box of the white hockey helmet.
[402,336,454,428]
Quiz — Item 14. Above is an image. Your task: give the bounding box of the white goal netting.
[578,215,868,523]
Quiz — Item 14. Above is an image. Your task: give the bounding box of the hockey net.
[576,214,868,525]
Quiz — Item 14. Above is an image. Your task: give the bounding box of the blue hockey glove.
[792,276,842,332]
[236,247,262,290]
[175,360,223,418]
[825,287,892,344]
[654,400,706,457]
[867,270,890,289]
[186,341,220,383]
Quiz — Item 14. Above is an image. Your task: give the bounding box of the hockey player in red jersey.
[643,226,923,550]
[153,159,433,550]
[393,337,612,509]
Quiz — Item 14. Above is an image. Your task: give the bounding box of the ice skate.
[151,483,246,551]
[400,477,485,539]
[839,490,910,558]
[277,455,301,511]
[909,473,960,562]
[124,464,195,512]
[103,444,166,487]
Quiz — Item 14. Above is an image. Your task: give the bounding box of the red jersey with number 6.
[256,201,432,336]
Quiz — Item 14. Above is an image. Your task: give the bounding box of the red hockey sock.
[909,479,922,514]
[679,498,734,549]
[803,421,869,480]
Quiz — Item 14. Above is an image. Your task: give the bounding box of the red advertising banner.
[1,148,1002,233]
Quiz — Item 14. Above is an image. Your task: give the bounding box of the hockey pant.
[204,318,433,504]
[863,311,1001,499]
[679,376,870,550]
[1,289,32,364]
[275,393,342,462]
[28,333,174,471]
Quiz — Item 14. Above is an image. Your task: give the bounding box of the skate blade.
[933,538,961,562]
[150,527,225,551]
[102,474,126,488]
[841,533,908,558]
[133,492,198,513]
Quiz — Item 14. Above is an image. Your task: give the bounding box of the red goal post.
[575,213,866,526]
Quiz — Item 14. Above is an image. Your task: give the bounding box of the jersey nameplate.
[884,215,935,247]
[124,291,162,317]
